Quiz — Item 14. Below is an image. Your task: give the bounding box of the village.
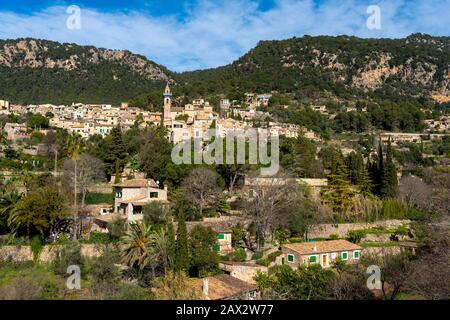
[1,81,448,300]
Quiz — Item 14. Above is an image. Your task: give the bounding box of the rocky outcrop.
[0,39,173,82]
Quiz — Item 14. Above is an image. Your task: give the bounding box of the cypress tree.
[166,222,176,271]
[322,153,356,217]
[376,139,385,195]
[174,218,190,272]
[381,138,398,197]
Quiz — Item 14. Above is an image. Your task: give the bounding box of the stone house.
[278,240,362,269]
[113,178,168,222]
[185,220,233,254]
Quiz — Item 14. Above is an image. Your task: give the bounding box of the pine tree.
[322,153,356,216]
[174,218,189,272]
[358,164,373,197]
[104,125,127,179]
[114,159,121,184]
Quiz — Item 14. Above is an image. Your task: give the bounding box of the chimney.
[202,278,209,296]
[313,245,317,252]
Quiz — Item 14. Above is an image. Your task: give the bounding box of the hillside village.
[1,78,449,300]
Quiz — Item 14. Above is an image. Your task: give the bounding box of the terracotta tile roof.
[199,274,257,300]
[119,195,147,204]
[113,178,159,188]
[283,240,361,255]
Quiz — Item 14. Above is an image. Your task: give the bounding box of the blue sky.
[0,0,449,71]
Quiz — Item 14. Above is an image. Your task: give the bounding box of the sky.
[0,0,449,72]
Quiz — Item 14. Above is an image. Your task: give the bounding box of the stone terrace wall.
[308,219,411,238]
[0,244,103,262]
[363,246,401,256]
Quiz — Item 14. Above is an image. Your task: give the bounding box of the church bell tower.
[163,83,172,120]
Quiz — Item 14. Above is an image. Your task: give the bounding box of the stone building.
[113,178,168,222]
[277,240,362,269]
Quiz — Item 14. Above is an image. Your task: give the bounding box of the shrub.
[288,237,304,243]
[268,251,282,262]
[231,247,247,262]
[52,241,84,276]
[381,199,407,219]
[85,193,113,205]
[405,207,426,221]
[347,230,365,243]
[107,218,127,240]
[256,258,270,267]
[82,231,111,244]
[252,251,263,260]
[219,255,230,262]
[88,246,121,295]
[30,236,44,262]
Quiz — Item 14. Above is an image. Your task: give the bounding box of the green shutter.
[341,252,348,260]
[217,233,225,240]
[354,250,360,258]
[287,254,294,262]
[309,255,317,263]
[213,244,220,252]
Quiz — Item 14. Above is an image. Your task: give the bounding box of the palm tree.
[121,222,153,271]
[151,228,171,275]
[65,132,82,239]
[0,189,21,233]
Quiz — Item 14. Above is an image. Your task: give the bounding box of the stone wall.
[363,246,401,256]
[308,220,410,238]
[219,262,268,284]
[0,244,104,262]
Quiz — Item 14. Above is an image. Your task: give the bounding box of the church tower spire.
[163,83,172,120]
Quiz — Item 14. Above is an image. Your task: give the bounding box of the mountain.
[1,34,449,106]
[0,38,174,105]
[176,33,450,102]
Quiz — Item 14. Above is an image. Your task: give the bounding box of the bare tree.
[398,175,433,211]
[241,172,314,251]
[364,252,412,300]
[326,265,375,300]
[422,168,450,215]
[63,153,106,207]
[182,168,220,216]
[405,225,450,299]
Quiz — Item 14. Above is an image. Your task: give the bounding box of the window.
[213,244,220,252]
[115,190,122,198]
[331,252,337,259]
[309,255,317,264]
[149,192,159,198]
[217,233,225,240]
[287,254,295,263]
[353,250,360,259]
[341,252,348,260]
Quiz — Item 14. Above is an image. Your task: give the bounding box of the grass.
[85,193,113,205]
[0,262,52,286]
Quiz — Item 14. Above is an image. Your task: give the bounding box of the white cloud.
[0,0,448,71]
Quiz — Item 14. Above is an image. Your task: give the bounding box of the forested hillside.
[0,38,174,105]
[176,33,450,100]
[1,34,449,105]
